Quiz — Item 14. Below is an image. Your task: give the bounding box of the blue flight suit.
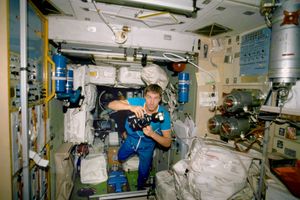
[117,97,171,189]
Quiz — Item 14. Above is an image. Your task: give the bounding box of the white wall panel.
[48,17,198,53]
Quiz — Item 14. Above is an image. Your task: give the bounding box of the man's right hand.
[108,100,145,118]
[130,106,144,118]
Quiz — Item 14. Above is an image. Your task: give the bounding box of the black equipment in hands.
[127,112,164,130]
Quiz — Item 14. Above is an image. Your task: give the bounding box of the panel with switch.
[9,52,45,108]
[240,27,271,76]
[272,123,300,159]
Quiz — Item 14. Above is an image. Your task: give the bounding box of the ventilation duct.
[31,0,62,15]
[193,23,232,37]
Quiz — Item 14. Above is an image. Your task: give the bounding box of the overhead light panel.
[90,0,199,18]
[243,11,255,15]
[193,23,232,37]
[136,11,181,27]
[216,6,226,11]
[202,0,212,5]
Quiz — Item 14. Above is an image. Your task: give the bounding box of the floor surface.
[69,170,156,200]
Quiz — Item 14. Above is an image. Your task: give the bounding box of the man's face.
[144,91,161,113]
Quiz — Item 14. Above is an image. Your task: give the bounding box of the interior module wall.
[195,36,225,138]
[166,62,198,121]
[48,17,198,54]
[10,105,49,200]
[0,0,11,199]
[48,99,64,199]
[8,0,51,199]
[195,27,269,138]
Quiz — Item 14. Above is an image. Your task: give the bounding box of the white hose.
[93,0,128,44]
[92,1,115,34]
[162,52,216,83]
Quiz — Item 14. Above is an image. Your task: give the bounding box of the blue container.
[53,54,67,93]
[65,68,74,94]
[178,72,190,103]
[107,171,127,193]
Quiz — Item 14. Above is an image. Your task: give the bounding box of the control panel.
[272,123,300,159]
[240,27,271,76]
[9,52,44,108]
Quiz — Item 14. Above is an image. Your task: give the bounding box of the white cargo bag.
[173,138,255,200]
[73,65,88,90]
[88,65,116,85]
[80,153,108,184]
[118,66,145,86]
[155,170,177,200]
[55,143,74,200]
[122,155,139,172]
[84,84,97,111]
[64,105,94,144]
[141,64,169,90]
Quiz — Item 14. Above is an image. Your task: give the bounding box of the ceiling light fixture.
[87,0,199,18]
[243,11,255,15]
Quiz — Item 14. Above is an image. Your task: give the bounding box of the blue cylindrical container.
[178,72,190,103]
[53,54,67,93]
[65,68,74,94]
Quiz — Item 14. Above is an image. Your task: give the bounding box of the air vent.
[216,6,226,11]
[193,23,232,37]
[243,11,255,15]
[202,0,212,5]
[31,0,61,15]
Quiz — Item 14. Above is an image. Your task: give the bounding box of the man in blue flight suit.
[108,84,171,190]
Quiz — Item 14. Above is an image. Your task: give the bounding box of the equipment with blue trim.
[178,72,190,103]
[107,170,128,193]
[53,53,67,93]
[127,112,164,131]
[53,53,83,112]
[57,87,84,113]
[65,68,74,94]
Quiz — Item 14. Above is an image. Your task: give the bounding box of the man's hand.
[108,100,145,118]
[143,126,154,138]
[130,106,145,118]
[143,126,171,147]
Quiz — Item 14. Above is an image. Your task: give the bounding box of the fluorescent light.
[93,0,198,18]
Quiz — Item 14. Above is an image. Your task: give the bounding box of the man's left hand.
[143,126,154,138]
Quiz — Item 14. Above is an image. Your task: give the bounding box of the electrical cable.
[92,1,115,34]
[92,1,128,44]
[263,88,272,105]
[209,53,218,68]
[265,14,272,28]
[98,90,106,111]
[281,89,294,106]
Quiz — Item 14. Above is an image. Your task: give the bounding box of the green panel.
[70,175,107,200]
[48,99,64,200]
[126,170,139,191]
[49,99,64,143]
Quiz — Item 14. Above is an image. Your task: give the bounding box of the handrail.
[45,57,55,103]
